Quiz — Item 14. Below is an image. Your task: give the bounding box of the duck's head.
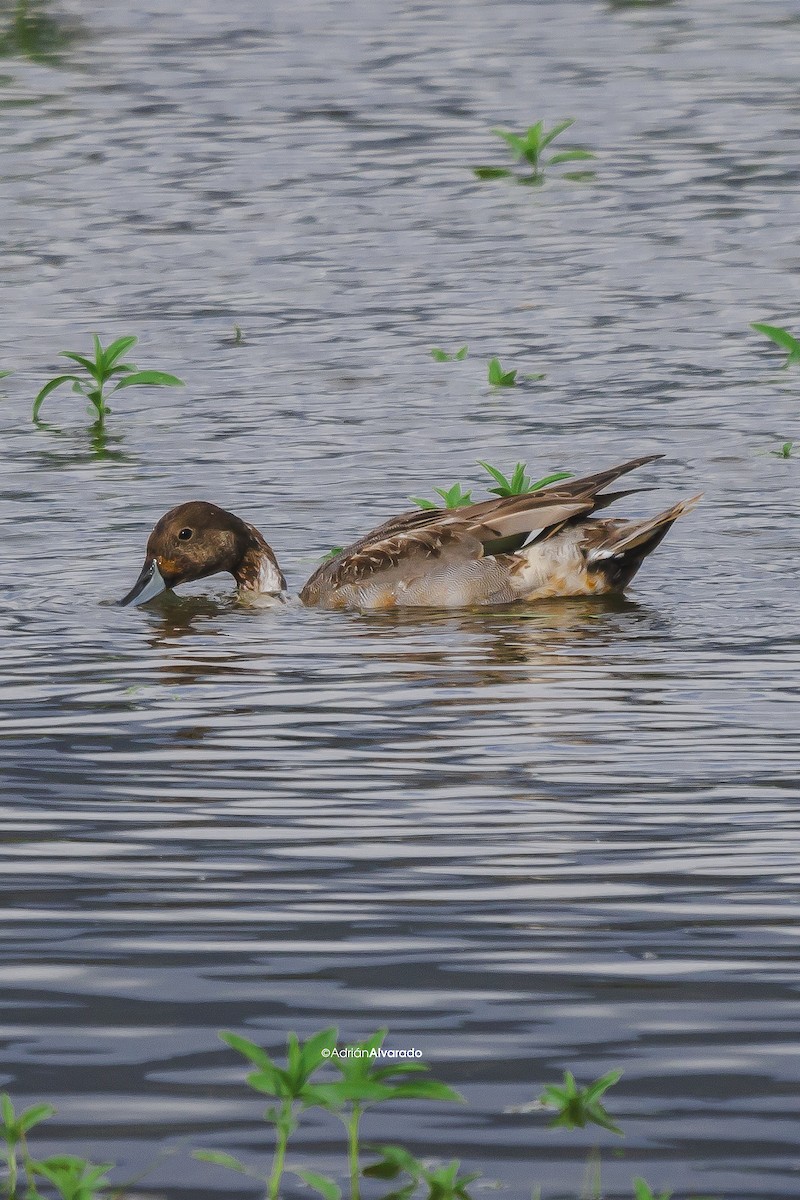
[119,501,286,607]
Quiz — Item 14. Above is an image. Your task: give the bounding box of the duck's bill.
[118,559,168,607]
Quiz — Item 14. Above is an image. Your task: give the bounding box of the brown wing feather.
[300,455,663,602]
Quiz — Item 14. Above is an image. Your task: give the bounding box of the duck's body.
[119,455,700,611]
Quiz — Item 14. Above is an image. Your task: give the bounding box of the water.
[1,0,800,1196]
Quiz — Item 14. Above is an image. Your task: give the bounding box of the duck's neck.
[233,524,287,597]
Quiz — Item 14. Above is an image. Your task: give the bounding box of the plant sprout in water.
[769,440,794,458]
[410,482,473,510]
[477,460,572,496]
[474,119,596,184]
[430,345,468,362]
[33,334,184,429]
[364,1145,481,1200]
[538,1069,623,1135]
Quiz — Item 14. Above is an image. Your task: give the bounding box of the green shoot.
[308,1029,463,1200]
[475,119,595,183]
[487,358,517,386]
[769,441,794,458]
[410,482,473,510]
[0,369,12,380]
[194,1027,337,1200]
[233,324,244,345]
[751,322,800,368]
[1,1092,56,1199]
[633,1179,672,1200]
[430,345,468,362]
[477,460,572,496]
[33,334,184,428]
[29,1154,113,1200]
[365,1145,480,1200]
[323,546,345,561]
[538,1069,623,1135]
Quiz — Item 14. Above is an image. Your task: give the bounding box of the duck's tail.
[587,494,702,588]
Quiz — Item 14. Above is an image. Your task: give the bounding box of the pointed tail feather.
[587,494,701,587]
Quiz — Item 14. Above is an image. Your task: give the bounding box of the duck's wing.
[299,493,592,605]
[299,455,663,606]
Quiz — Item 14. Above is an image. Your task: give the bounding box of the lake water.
[1,1,799,1197]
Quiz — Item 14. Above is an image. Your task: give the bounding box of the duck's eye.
[178,528,193,541]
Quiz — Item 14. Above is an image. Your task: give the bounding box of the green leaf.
[59,352,101,379]
[247,1065,293,1097]
[364,1145,422,1179]
[32,374,81,421]
[455,345,468,360]
[410,496,439,510]
[549,149,596,164]
[584,1069,623,1102]
[220,1031,275,1068]
[92,333,104,367]
[194,1149,254,1176]
[434,483,472,508]
[751,322,800,365]
[487,358,516,386]
[299,1027,338,1076]
[323,546,344,560]
[388,1080,464,1104]
[540,118,575,149]
[102,335,139,369]
[0,369,13,380]
[473,167,513,180]
[477,461,511,491]
[111,370,185,390]
[492,129,528,160]
[530,470,572,490]
[430,348,451,361]
[291,1168,342,1200]
[18,1104,56,1133]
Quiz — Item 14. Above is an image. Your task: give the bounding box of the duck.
[118,454,700,610]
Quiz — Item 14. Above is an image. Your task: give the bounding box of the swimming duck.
[119,454,699,610]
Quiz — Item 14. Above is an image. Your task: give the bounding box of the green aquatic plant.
[309,1030,463,1200]
[323,546,345,561]
[29,1155,113,1200]
[751,322,800,368]
[0,369,12,381]
[769,440,794,458]
[194,1027,337,1200]
[2,1092,55,1197]
[233,324,244,345]
[430,346,468,362]
[474,119,595,183]
[487,358,517,386]
[477,460,572,496]
[364,1145,480,1200]
[538,1069,623,1135]
[33,334,184,428]
[633,1179,672,1200]
[410,482,473,510]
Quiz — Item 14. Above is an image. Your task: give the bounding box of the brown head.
[118,501,286,606]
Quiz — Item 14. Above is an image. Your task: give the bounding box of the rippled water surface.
[1,0,800,1196]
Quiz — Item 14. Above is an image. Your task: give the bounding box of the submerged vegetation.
[0,1030,695,1200]
[32,335,184,429]
[474,119,596,184]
